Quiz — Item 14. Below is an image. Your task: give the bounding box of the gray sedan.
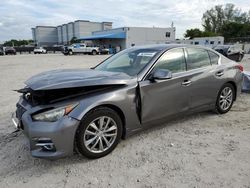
[13,44,243,159]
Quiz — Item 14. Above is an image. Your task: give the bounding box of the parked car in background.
[99,45,110,54]
[13,44,243,159]
[62,43,99,55]
[213,45,244,62]
[34,47,47,54]
[5,47,16,55]
[0,48,4,55]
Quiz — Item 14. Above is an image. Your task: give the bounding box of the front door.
[139,48,191,125]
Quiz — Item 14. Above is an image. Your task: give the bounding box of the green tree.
[3,39,34,47]
[202,3,250,33]
[185,4,250,41]
[221,22,250,42]
[70,37,78,44]
[184,28,203,39]
[184,28,217,39]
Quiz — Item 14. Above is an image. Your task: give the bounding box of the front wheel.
[76,107,122,159]
[215,83,235,114]
[237,54,243,62]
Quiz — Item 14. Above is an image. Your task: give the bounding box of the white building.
[73,20,112,39]
[175,36,224,48]
[80,26,176,50]
[32,20,176,48]
[57,26,63,44]
[31,26,58,46]
[32,20,113,46]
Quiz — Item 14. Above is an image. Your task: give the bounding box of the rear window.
[208,51,219,65]
[186,48,211,70]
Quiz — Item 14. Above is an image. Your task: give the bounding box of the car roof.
[130,44,214,51]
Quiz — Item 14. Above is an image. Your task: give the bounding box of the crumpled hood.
[25,69,132,90]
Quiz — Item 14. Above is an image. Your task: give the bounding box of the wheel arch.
[100,104,126,139]
[77,104,127,139]
[226,81,237,101]
[92,49,97,55]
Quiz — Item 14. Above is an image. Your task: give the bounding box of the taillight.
[236,64,243,72]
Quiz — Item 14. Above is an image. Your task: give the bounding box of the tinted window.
[186,48,211,70]
[154,48,186,73]
[166,32,171,37]
[208,51,219,65]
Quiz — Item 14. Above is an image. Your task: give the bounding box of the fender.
[68,84,142,137]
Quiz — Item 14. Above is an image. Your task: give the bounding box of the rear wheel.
[76,107,122,159]
[215,83,235,114]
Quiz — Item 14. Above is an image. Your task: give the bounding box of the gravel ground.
[0,53,250,188]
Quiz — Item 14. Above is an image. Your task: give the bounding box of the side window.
[186,48,211,70]
[208,50,219,65]
[154,48,186,73]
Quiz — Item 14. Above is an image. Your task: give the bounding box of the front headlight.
[32,103,78,122]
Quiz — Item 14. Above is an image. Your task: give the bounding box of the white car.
[63,43,99,55]
[34,47,47,54]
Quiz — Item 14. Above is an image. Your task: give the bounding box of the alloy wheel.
[83,116,118,153]
[219,87,233,111]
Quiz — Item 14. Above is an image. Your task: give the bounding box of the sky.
[0,0,249,42]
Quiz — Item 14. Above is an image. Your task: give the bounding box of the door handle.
[216,71,224,77]
[182,80,192,86]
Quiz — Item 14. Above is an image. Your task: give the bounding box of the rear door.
[139,48,191,125]
[184,47,222,110]
[79,44,86,53]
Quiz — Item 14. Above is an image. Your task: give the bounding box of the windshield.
[95,48,160,76]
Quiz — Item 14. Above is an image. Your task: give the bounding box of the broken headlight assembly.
[32,103,78,122]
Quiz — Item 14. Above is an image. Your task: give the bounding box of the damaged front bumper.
[12,97,80,159]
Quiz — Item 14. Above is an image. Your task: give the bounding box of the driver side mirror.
[150,69,172,81]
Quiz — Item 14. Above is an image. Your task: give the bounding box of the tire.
[68,50,73,55]
[237,54,243,62]
[92,50,97,55]
[76,107,122,159]
[215,83,235,114]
